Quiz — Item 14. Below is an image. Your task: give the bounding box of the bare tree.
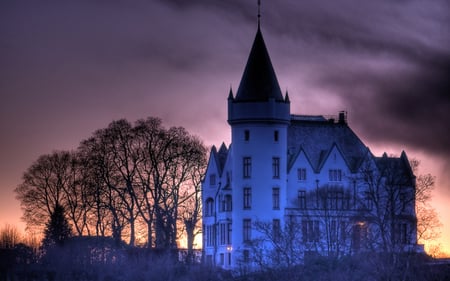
[358,153,417,253]
[0,224,21,249]
[409,159,441,248]
[16,116,207,251]
[100,120,141,246]
[300,184,354,257]
[15,151,78,233]
[180,151,206,263]
[251,217,304,270]
[78,126,131,245]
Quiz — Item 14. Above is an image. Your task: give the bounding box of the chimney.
[338,111,347,124]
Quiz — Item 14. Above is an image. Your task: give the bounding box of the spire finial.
[257,0,261,29]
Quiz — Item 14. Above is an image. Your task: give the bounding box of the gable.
[288,118,369,173]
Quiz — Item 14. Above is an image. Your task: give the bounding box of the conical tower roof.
[235,27,284,102]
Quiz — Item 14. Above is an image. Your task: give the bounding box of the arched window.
[205,198,214,216]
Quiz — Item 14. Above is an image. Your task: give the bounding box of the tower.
[227,24,290,266]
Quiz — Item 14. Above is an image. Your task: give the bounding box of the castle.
[202,21,419,270]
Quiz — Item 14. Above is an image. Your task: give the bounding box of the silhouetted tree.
[15,151,79,234]
[0,224,21,249]
[409,159,442,250]
[357,153,417,254]
[180,154,206,263]
[42,203,72,248]
[132,117,206,250]
[251,217,304,270]
[17,116,207,252]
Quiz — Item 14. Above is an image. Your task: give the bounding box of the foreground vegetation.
[1,238,449,281]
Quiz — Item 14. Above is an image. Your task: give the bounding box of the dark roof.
[288,117,369,172]
[211,143,229,177]
[235,28,284,102]
[374,151,415,186]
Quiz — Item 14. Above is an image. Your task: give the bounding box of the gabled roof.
[287,145,316,173]
[235,27,284,102]
[288,117,369,173]
[216,142,229,175]
[374,151,415,186]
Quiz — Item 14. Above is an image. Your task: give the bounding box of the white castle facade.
[202,24,420,270]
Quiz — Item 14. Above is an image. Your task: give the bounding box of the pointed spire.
[285,90,290,103]
[234,25,283,102]
[228,86,234,100]
[219,142,228,154]
[257,0,261,29]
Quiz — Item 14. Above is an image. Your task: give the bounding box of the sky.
[1,0,449,254]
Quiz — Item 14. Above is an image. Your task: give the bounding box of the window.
[297,168,306,181]
[227,223,232,244]
[327,191,338,209]
[243,249,250,263]
[274,130,279,142]
[395,223,408,244]
[329,169,342,181]
[223,194,232,212]
[220,253,224,265]
[206,255,213,265]
[210,174,216,186]
[243,219,252,242]
[205,198,214,216]
[298,190,306,209]
[340,221,347,242]
[273,219,281,242]
[206,224,216,247]
[352,222,367,251]
[272,157,280,178]
[330,220,337,243]
[220,223,226,245]
[272,188,280,210]
[243,157,251,178]
[364,191,373,210]
[243,188,251,209]
[302,220,319,243]
[244,130,250,141]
